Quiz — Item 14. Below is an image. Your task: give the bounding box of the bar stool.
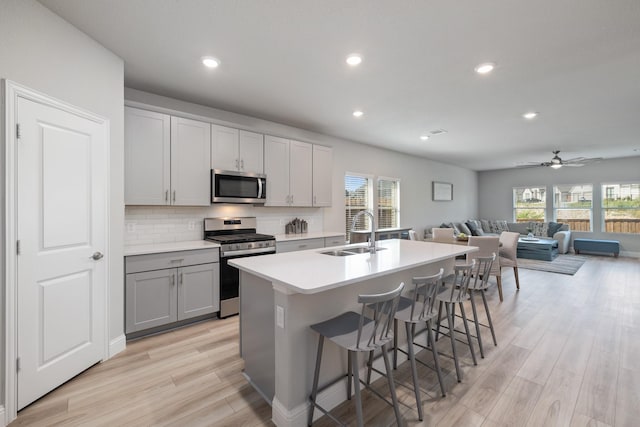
[308,283,405,427]
[390,269,446,421]
[435,261,477,382]
[467,254,498,358]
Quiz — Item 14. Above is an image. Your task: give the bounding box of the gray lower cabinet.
[125,248,220,335]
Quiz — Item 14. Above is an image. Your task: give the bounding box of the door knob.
[90,252,104,260]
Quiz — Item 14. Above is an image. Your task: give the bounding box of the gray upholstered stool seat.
[308,283,404,427]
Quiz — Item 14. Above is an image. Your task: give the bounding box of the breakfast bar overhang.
[230,239,476,427]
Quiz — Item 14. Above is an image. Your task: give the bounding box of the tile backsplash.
[125,205,324,245]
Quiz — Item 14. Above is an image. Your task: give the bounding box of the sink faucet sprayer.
[351,210,377,253]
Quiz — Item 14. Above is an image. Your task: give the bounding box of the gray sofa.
[427,219,572,254]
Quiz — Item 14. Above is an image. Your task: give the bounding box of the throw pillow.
[547,221,563,237]
[530,222,549,237]
[491,220,509,234]
[447,222,461,236]
[480,219,492,233]
[465,221,484,236]
[457,222,472,235]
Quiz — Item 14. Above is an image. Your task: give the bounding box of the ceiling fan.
[518,150,603,169]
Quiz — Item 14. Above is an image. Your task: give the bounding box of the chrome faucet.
[351,210,377,252]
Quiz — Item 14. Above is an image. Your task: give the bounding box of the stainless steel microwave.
[211,169,267,204]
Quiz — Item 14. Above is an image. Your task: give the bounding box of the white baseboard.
[620,250,640,258]
[109,334,126,358]
[1,405,7,427]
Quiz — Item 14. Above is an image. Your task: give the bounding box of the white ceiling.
[39,0,640,170]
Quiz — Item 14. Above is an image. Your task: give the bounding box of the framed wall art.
[432,181,453,201]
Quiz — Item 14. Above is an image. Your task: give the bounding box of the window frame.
[376,176,401,230]
[512,186,547,223]
[345,172,374,242]
[601,181,640,234]
[553,184,593,232]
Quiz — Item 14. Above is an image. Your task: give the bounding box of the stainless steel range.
[204,217,276,318]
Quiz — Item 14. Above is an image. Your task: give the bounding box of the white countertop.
[230,239,476,294]
[273,231,345,242]
[125,240,220,256]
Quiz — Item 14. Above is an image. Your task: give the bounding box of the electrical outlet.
[188,221,195,230]
[126,222,136,233]
[276,305,285,328]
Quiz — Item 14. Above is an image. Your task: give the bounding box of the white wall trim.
[3,80,112,423]
[109,334,126,358]
[0,404,6,427]
[620,250,640,258]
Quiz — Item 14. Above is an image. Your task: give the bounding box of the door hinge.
[16,123,21,139]
[16,240,21,255]
[16,357,20,371]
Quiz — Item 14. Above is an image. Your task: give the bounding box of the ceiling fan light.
[550,163,562,169]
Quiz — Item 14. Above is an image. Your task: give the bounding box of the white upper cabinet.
[312,145,333,207]
[289,140,313,207]
[210,124,239,172]
[124,107,210,206]
[239,130,264,173]
[211,125,264,173]
[264,136,314,207]
[125,107,171,205]
[170,117,211,206]
[264,135,290,206]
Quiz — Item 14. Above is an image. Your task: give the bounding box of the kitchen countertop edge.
[125,240,220,256]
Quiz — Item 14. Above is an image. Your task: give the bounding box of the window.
[345,174,372,242]
[554,184,593,231]
[377,178,400,229]
[513,186,546,222]
[601,183,640,234]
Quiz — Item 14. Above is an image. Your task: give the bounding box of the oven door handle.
[223,247,276,258]
[257,178,263,199]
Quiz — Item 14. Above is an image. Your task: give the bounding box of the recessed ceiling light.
[420,135,430,141]
[346,54,362,66]
[201,56,220,68]
[474,62,495,74]
[523,111,539,120]
[353,110,364,118]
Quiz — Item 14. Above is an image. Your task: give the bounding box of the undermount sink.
[320,250,356,257]
[320,246,388,256]
[343,246,387,254]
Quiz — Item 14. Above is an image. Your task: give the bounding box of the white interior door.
[16,95,107,409]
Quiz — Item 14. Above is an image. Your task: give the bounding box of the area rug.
[517,254,588,275]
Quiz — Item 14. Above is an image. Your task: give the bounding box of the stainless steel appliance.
[211,169,267,204]
[204,217,275,317]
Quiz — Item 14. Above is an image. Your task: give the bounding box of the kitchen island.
[230,239,475,427]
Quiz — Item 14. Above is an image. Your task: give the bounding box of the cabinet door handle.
[165,190,169,202]
[235,159,239,170]
[299,244,307,248]
[179,272,183,285]
[171,275,175,286]
[173,190,176,202]
[240,159,244,170]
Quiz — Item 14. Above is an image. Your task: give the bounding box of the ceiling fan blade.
[563,163,585,167]
[515,162,546,168]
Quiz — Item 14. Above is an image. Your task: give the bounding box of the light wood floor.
[10,255,640,426]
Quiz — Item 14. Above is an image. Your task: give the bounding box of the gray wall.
[478,156,640,255]
[0,0,125,407]
[125,88,479,238]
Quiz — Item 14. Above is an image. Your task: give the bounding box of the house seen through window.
[513,187,546,222]
[554,184,593,231]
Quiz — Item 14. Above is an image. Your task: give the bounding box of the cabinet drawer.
[125,248,219,274]
[276,238,325,253]
[324,236,345,247]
